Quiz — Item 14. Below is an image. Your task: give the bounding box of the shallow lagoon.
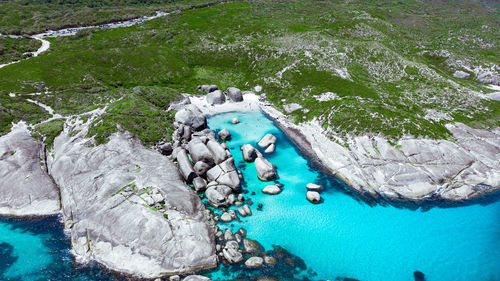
[0,110,499,281]
[206,111,500,281]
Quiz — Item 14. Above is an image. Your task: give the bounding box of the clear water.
[206,111,500,281]
[1,110,499,281]
[0,216,121,281]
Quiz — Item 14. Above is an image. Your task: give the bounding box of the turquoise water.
[0,216,121,281]
[207,111,500,281]
[1,110,499,281]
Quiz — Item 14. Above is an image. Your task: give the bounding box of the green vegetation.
[32,118,65,148]
[0,0,498,143]
[0,36,41,64]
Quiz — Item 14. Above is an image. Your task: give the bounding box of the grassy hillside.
[0,0,498,144]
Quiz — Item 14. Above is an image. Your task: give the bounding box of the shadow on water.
[260,110,500,211]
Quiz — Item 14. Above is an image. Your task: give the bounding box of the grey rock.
[226,87,243,102]
[243,204,252,216]
[198,85,219,93]
[306,191,322,204]
[243,238,263,254]
[453,70,470,79]
[175,104,206,131]
[49,131,216,278]
[188,140,214,166]
[183,275,211,281]
[218,128,231,141]
[206,140,227,164]
[176,149,196,183]
[237,194,244,202]
[0,130,60,216]
[234,233,242,243]
[159,142,173,156]
[257,134,277,148]
[167,96,191,111]
[222,241,243,264]
[255,157,277,181]
[206,90,226,105]
[221,142,229,150]
[205,185,232,207]
[238,228,246,237]
[238,208,247,217]
[192,177,207,192]
[241,144,260,162]
[264,143,275,154]
[232,118,239,124]
[216,171,241,191]
[306,183,324,191]
[244,257,264,269]
[224,228,234,241]
[262,185,282,195]
[220,212,232,223]
[194,161,211,178]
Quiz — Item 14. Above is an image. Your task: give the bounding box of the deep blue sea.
[1,110,499,281]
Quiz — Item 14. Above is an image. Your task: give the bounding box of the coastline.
[191,92,500,205]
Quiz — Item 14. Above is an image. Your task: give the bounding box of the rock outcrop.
[175,104,206,131]
[48,126,217,278]
[0,130,60,216]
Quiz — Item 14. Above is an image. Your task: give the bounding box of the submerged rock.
[49,130,216,278]
[245,256,264,269]
[0,130,60,216]
[262,184,282,195]
[243,238,263,254]
[218,128,231,141]
[255,157,278,181]
[175,104,206,131]
[258,133,277,148]
[206,90,226,105]
[306,191,322,204]
[413,271,426,281]
[226,87,243,102]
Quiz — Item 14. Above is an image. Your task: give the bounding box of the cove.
[206,111,500,281]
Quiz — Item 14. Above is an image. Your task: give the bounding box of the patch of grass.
[33,118,65,149]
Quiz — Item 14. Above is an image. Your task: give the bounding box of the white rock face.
[262,104,500,202]
[48,126,216,278]
[0,130,60,216]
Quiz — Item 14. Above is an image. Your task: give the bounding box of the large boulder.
[175,104,206,131]
[205,184,232,207]
[176,148,197,183]
[188,139,215,166]
[241,144,260,162]
[48,128,217,278]
[206,158,240,190]
[206,140,227,164]
[306,183,324,191]
[194,161,211,178]
[258,133,277,148]
[226,87,243,102]
[245,257,264,269]
[262,184,282,195]
[243,238,263,254]
[218,128,231,141]
[197,85,219,93]
[223,241,243,264]
[192,177,207,192]
[255,157,277,181]
[306,191,322,204]
[0,130,60,216]
[206,90,226,105]
[183,275,212,281]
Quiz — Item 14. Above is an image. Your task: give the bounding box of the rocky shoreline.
[0,83,499,280]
